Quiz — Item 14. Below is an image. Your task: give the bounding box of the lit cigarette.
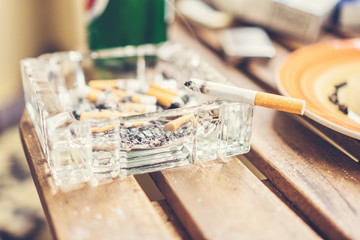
[164,113,195,131]
[185,78,305,115]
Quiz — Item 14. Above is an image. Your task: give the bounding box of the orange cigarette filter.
[87,89,103,102]
[254,93,305,115]
[149,82,177,96]
[89,80,117,89]
[146,87,175,108]
[163,113,195,131]
[91,124,115,133]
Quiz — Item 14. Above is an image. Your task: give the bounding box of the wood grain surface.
[151,158,320,240]
[173,20,360,239]
[19,111,177,240]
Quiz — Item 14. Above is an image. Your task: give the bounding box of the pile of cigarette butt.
[70,78,197,140]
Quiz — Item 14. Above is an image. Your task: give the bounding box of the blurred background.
[0,1,85,239]
[1,0,359,239]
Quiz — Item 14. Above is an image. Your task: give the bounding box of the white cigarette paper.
[185,78,305,115]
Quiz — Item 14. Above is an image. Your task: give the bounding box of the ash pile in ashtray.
[69,77,198,150]
[91,119,195,150]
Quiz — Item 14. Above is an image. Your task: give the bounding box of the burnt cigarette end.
[335,81,347,89]
[200,84,206,94]
[181,95,190,104]
[328,93,338,104]
[72,110,81,120]
[169,103,181,109]
[338,104,348,114]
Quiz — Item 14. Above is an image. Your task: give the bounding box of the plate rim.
[274,39,360,140]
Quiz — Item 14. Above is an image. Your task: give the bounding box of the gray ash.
[328,81,348,115]
[120,120,194,150]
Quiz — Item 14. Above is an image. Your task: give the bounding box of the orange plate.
[276,38,360,139]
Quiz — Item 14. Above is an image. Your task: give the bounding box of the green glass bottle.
[86,0,167,50]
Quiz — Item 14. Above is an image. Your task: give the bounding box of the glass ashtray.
[21,42,254,186]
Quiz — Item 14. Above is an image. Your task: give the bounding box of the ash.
[121,120,194,150]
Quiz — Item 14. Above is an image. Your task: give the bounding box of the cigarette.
[146,85,188,108]
[164,113,195,131]
[87,89,107,103]
[91,124,115,133]
[123,121,144,128]
[185,78,305,115]
[146,88,174,108]
[89,79,141,91]
[149,82,177,96]
[112,89,127,99]
[90,83,157,105]
[130,93,157,105]
[119,103,157,113]
[79,111,133,120]
[89,80,118,89]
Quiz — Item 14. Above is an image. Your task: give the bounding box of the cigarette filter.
[146,87,184,108]
[163,113,195,131]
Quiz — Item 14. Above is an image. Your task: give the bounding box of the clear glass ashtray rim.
[20,41,255,185]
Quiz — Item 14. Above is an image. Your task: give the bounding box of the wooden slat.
[151,158,320,240]
[247,109,360,239]
[19,111,177,240]
[151,200,191,240]
[170,22,360,239]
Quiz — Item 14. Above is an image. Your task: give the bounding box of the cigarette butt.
[80,111,131,120]
[146,88,174,108]
[112,89,127,99]
[255,92,305,115]
[131,93,157,105]
[119,103,157,113]
[132,122,143,127]
[164,113,195,131]
[87,89,102,103]
[89,80,117,89]
[150,82,177,96]
[91,124,115,133]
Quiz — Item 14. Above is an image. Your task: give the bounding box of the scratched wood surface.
[19,111,179,240]
[172,20,360,239]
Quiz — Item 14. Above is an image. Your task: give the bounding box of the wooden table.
[20,21,360,240]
